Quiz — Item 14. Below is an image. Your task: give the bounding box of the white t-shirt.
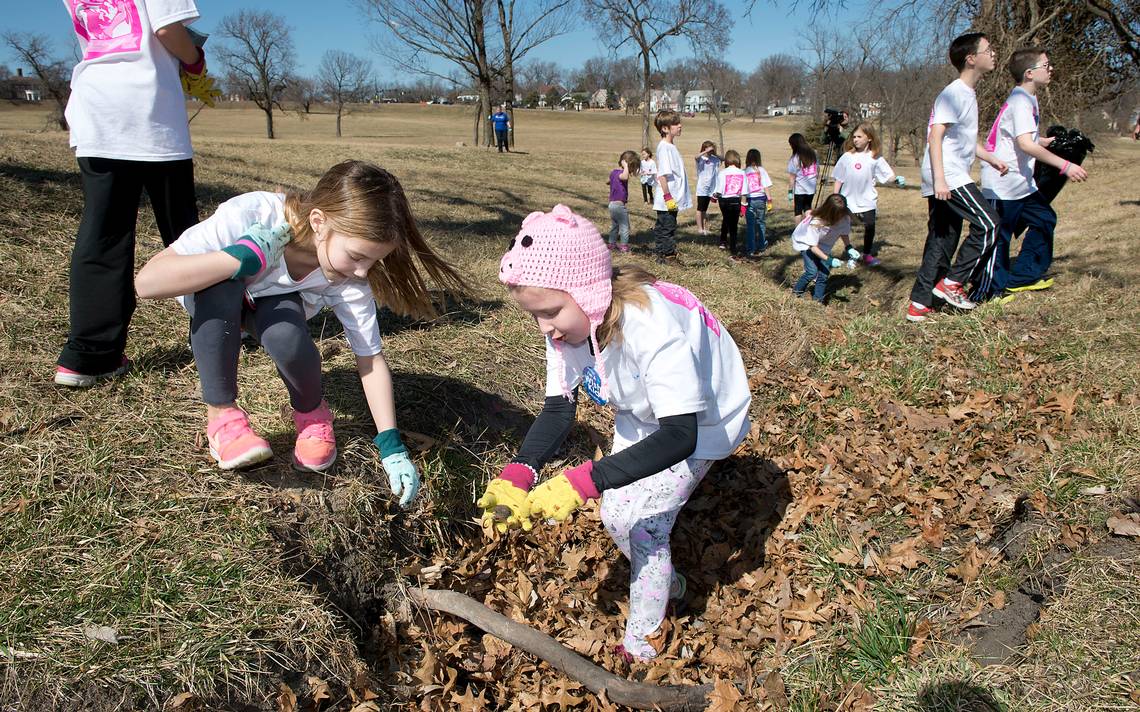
[981,87,1039,200]
[170,192,383,357]
[744,167,773,197]
[833,151,894,213]
[639,158,657,185]
[713,166,747,199]
[695,154,721,196]
[652,140,692,211]
[787,155,819,195]
[791,214,852,255]
[63,0,198,161]
[920,79,979,197]
[545,283,750,460]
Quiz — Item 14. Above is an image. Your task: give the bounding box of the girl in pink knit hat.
[478,204,752,661]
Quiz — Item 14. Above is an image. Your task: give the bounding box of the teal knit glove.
[221,223,293,279]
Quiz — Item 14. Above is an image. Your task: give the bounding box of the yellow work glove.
[476,464,535,533]
[524,461,600,523]
[180,49,221,108]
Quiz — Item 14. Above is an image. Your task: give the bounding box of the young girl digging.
[791,193,855,303]
[135,160,468,506]
[607,150,640,252]
[477,205,751,662]
[831,123,901,266]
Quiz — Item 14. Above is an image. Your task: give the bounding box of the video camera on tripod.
[822,108,847,150]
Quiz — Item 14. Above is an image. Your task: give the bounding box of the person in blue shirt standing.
[491,104,512,152]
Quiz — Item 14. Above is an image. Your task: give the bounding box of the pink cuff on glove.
[499,462,536,491]
[564,461,600,501]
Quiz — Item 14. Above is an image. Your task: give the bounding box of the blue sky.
[4,1,862,81]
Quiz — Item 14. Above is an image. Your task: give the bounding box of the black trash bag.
[1033,125,1095,203]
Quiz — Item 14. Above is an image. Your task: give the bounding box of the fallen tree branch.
[407,587,716,711]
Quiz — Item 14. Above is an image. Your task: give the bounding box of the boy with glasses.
[907,33,1008,322]
[973,49,1089,302]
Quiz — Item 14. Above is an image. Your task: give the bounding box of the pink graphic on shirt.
[723,174,745,197]
[652,281,721,336]
[746,173,763,194]
[69,0,143,60]
[801,163,817,178]
[985,102,1009,153]
[854,162,863,170]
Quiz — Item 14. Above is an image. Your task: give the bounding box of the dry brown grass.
[0,101,1137,711]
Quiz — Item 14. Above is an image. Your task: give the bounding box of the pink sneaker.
[618,244,630,253]
[292,400,337,472]
[863,254,882,267]
[54,355,130,388]
[207,408,272,470]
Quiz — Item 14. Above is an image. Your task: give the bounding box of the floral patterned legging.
[599,457,712,660]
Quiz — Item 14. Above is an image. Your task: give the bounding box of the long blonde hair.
[283,160,470,320]
[597,266,656,349]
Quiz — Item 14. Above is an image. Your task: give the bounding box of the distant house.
[536,83,566,108]
[456,93,479,104]
[767,96,808,116]
[2,68,43,102]
[648,89,682,113]
[859,101,883,118]
[560,91,589,111]
[589,88,608,109]
[684,89,728,114]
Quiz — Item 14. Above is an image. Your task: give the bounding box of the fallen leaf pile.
[399,322,1129,710]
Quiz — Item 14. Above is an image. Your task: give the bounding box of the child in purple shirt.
[608,150,640,252]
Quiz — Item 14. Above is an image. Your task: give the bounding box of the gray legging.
[187,279,323,412]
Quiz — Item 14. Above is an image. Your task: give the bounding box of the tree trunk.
[641,50,652,147]
[472,100,482,145]
[336,104,343,137]
[265,106,275,139]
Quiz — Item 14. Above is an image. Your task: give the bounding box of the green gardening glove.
[221,222,293,280]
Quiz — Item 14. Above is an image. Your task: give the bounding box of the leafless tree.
[215,10,295,139]
[518,60,564,92]
[582,0,729,145]
[492,0,572,147]
[3,33,70,130]
[319,50,373,137]
[758,53,804,110]
[695,55,744,150]
[363,0,495,145]
[282,75,321,114]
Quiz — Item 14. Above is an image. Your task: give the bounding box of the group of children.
[49,2,1087,676]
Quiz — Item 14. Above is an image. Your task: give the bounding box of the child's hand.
[894,175,906,187]
[180,50,222,107]
[845,245,862,261]
[381,450,421,507]
[827,257,843,269]
[664,192,678,211]
[524,462,598,523]
[739,203,747,218]
[477,475,533,533]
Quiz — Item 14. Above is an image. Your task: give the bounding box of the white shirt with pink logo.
[787,155,819,195]
[63,0,199,161]
[713,166,747,199]
[980,87,1039,201]
[545,282,751,460]
[744,166,773,197]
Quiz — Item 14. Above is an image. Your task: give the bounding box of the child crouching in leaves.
[477,205,751,661]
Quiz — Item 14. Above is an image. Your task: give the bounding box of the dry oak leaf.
[1106,512,1140,537]
[307,676,330,704]
[168,692,196,709]
[348,704,382,712]
[414,641,438,686]
[276,683,297,712]
[950,543,996,583]
[763,670,790,711]
[451,685,490,711]
[882,537,930,572]
[706,678,745,712]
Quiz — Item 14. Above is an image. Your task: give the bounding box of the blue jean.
[972,190,1057,299]
[793,250,830,302]
[744,196,768,253]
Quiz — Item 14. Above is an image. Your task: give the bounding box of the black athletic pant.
[854,209,877,255]
[719,198,742,254]
[58,157,198,375]
[909,183,999,307]
[495,128,509,151]
[653,210,678,257]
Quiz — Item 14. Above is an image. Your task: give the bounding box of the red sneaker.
[906,303,933,322]
[932,279,976,310]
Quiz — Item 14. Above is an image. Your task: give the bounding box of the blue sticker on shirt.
[582,365,607,405]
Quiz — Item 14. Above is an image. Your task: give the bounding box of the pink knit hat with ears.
[499,204,613,401]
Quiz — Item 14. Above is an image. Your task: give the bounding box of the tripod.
[812,134,845,209]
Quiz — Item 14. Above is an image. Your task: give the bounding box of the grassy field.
[1,101,1138,711]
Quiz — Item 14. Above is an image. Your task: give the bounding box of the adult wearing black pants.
[55,0,205,386]
[491,104,512,152]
